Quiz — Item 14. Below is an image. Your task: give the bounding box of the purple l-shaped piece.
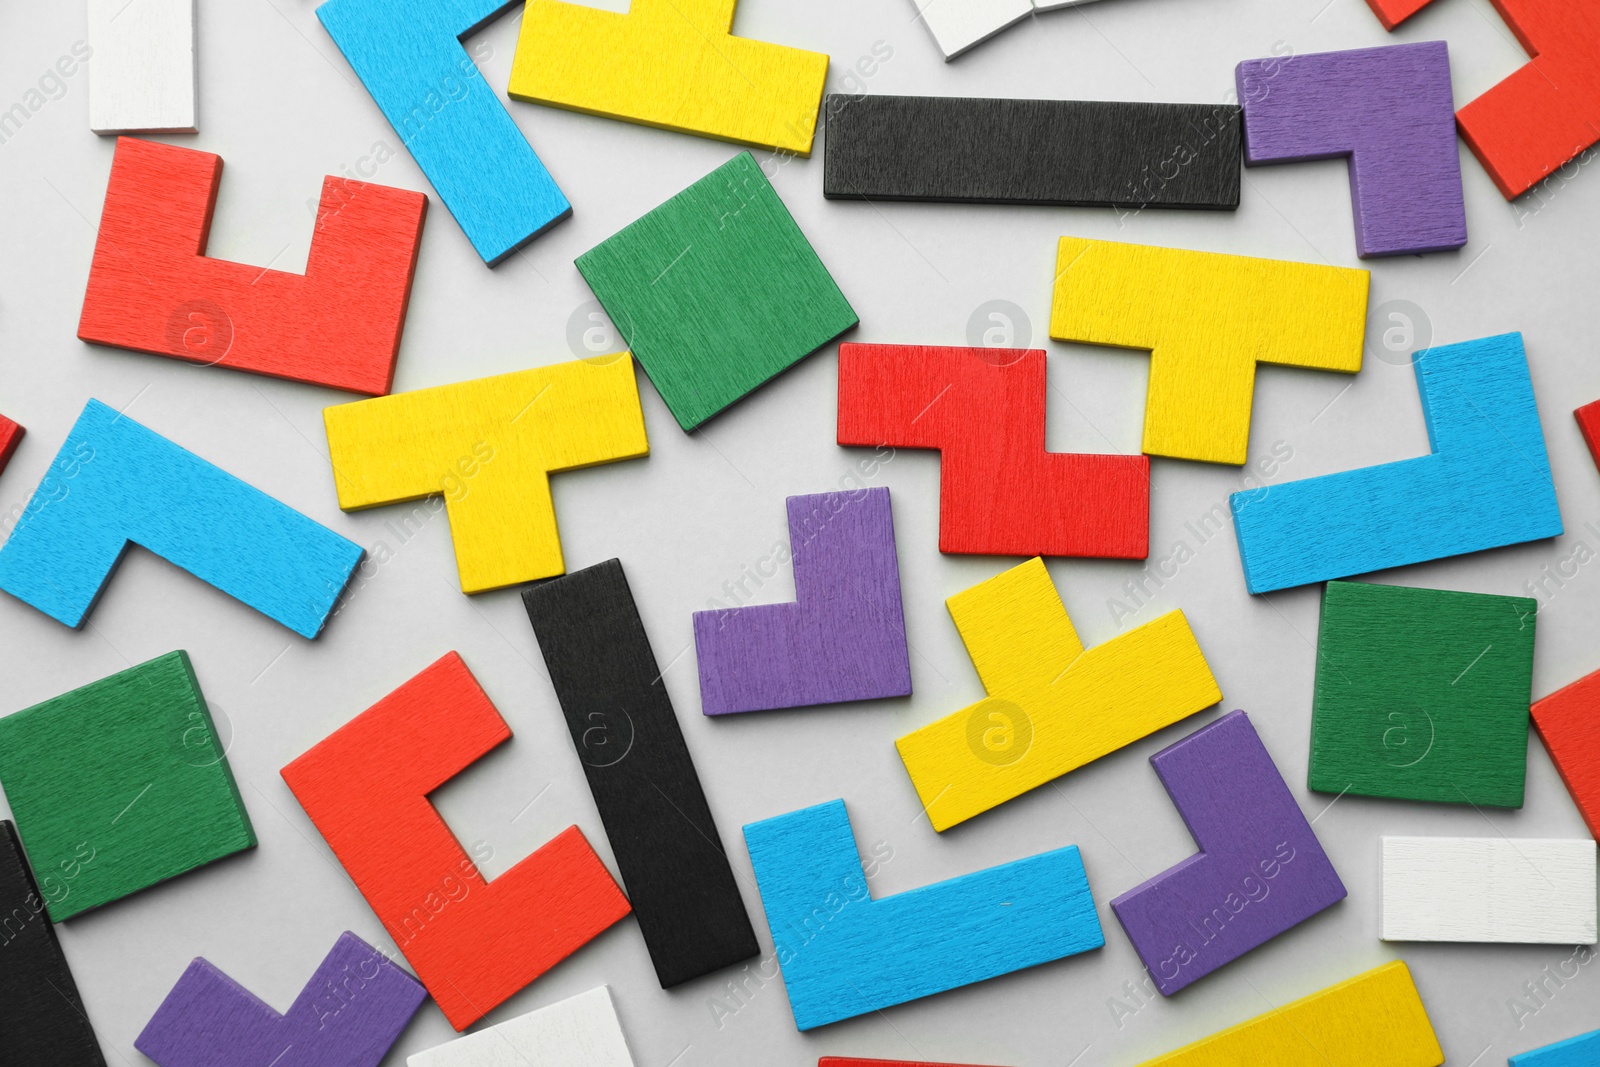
[1110,711,1347,996]
[693,487,912,715]
[134,932,427,1067]
[1236,41,1466,258]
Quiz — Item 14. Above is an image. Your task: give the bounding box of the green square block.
[1309,580,1536,807]
[576,151,858,431]
[0,651,254,920]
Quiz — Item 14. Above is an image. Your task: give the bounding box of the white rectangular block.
[1033,0,1109,12]
[1381,837,1598,944]
[88,0,197,134]
[910,0,1033,61]
[408,987,634,1067]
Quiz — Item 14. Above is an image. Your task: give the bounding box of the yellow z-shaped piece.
[322,356,649,594]
[1049,237,1369,465]
[508,0,829,155]
[895,557,1220,832]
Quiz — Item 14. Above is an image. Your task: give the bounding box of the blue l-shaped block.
[1511,1027,1600,1066]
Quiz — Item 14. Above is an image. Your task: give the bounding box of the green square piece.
[1309,580,1536,807]
[576,151,858,431]
[0,651,254,920]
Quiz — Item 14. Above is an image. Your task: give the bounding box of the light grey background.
[1,0,1597,1064]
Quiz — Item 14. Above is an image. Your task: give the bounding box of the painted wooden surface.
[407,986,634,1067]
[895,557,1219,831]
[1531,666,1600,839]
[836,343,1149,558]
[279,653,631,1030]
[1048,237,1369,465]
[1511,1026,1600,1067]
[1381,837,1598,943]
[910,0,1032,61]
[0,414,22,477]
[1576,397,1600,473]
[692,488,912,715]
[88,0,196,134]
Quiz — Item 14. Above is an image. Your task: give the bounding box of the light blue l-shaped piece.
[1511,1027,1600,1066]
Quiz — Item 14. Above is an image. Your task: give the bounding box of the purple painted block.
[1236,41,1466,258]
[1110,711,1347,996]
[693,487,912,715]
[134,932,426,1067]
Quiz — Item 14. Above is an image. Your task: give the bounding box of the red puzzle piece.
[280,652,630,1030]
[836,343,1149,559]
[0,415,22,476]
[1532,669,1600,840]
[1576,399,1600,470]
[79,137,427,395]
[1364,0,1600,199]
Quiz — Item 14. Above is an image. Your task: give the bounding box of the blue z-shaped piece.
[1511,1027,1600,1066]
[0,399,363,637]
[743,798,1104,1030]
[316,0,570,265]
[1230,332,1561,593]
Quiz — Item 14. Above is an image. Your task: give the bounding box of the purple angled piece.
[693,486,912,715]
[1110,711,1347,996]
[1236,41,1466,258]
[134,932,427,1067]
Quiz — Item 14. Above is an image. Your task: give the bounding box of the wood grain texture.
[0,651,254,922]
[315,0,570,265]
[407,986,634,1067]
[1111,711,1347,996]
[88,0,196,134]
[134,932,427,1067]
[1237,42,1465,257]
[1531,666,1600,839]
[1381,837,1597,944]
[79,138,427,395]
[836,344,1149,558]
[1135,961,1443,1066]
[0,414,22,477]
[576,152,857,432]
[0,820,107,1066]
[1230,333,1563,593]
[895,557,1219,831]
[521,559,760,987]
[279,652,631,1030]
[1575,396,1600,474]
[509,0,827,155]
[742,797,1103,1030]
[824,95,1240,208]
[692,488,913,715]
[1048,236,1368,465]
[0,399,363,637]
[322,358,648,593]
[910,0,1032,61]
[1511,1026,1600,1067]
[1310,581,1537,807]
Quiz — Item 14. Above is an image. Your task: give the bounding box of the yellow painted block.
[508,0,828,155]
[1049,237,1369,465]
[323,356,648,594]
[1137,961,1443,1066]
[895,557,1220,831]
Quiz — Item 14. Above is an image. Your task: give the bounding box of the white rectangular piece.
[407,987,634,1067]
[1381,837,1598,944]
[1033,0,1108,11]
[910,0,1032,61]
[88,0,197,134]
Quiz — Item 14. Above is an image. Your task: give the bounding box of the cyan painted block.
[1511,1027,1600,1066]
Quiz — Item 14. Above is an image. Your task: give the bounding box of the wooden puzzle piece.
[322,358,648,593]
[908,0,1032,61]
[88,0,195,134]
[1381,837,1597,943]
[509,0,828,155]
[1310,581,1536,807]
[837,344,1149,558]
[692,488,913,715]
[0,399,362,637]
[576,152,857,432]
[134,932,426,1067]
[824,96,1241,208]
[1231,333,1562,593]
[408,986,634,1067]
[0,414,22,477]
[896,557,1219,831]
[1111,711,1347,996]
[1575,397,1600,473]
[0,820,107,1066]
[522,559,761,987]
[1512,1027,1600,1066]
[1135,961,1442,1066]
[79,138,427,395]
[279,652,631,1030]
[743,797,1103,1030]
[1365,0,1600,199]
[0,652,254,922]
[1532,666,1600,839]
[1237,42,1466,258]
[1048,237,1369,465]
[315,0,570,265]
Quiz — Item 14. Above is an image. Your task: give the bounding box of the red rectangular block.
[1532,669,1600,839]
[0,415,22,476]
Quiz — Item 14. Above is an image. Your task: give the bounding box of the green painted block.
[0,651,254,920]
[576,151,858,431]
[1309,580,1536,807]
